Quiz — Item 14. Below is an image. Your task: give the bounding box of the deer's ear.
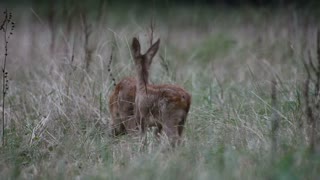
[145,39,160,63]
[131,37,141,58]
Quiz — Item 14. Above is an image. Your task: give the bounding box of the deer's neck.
[136,68,149,94]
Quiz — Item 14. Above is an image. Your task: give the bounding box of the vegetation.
[0,3,319,179]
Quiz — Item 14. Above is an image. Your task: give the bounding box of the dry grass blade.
[271,77,279,159]
[107,44,116,87]
[30,113,52,145]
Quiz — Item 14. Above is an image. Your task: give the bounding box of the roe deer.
[108,39,160,136]
[132,37,191,146]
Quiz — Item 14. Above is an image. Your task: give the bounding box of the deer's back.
[139,84,191,116]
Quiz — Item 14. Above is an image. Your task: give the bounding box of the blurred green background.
[0,0,319,179]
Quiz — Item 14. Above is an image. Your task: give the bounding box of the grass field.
[0,4,319,179]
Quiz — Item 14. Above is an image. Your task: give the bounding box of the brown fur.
[132,37,191,146]
[108,77,137,136]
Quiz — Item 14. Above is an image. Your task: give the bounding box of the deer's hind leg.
[153,122,163,141]
[162,116,180,147]
[178,115,187,137]
[121,101,137,135]
[162,109,188,146]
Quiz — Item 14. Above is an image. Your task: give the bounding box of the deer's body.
[108,37,191,145]
[132,37,191,145]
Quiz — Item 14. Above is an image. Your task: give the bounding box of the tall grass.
[0,4,319,179]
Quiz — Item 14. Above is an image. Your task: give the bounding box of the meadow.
[0,3,319,179]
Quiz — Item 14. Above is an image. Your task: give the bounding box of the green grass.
[0,4,319,179]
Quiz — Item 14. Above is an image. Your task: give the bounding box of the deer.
[108,39,160,136]
[131,37,191,146]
